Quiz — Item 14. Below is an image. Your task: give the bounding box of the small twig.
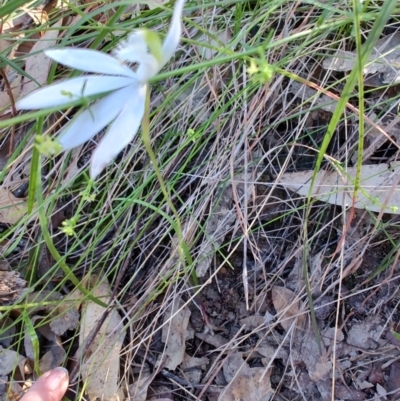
[0,67,17,155]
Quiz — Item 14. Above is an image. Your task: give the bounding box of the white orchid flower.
[16,0,185,179]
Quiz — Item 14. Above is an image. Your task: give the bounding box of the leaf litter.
[4,2,400,401]
[323,32,400,84]
[280,163,400,214]
[78,277,126,401]
[19,20,62,98]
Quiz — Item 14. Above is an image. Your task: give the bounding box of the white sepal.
[161,0,185,67]
[90,84,147,179]
[45,48,137,78]
[16,76,134,109]
[58,85,135,149]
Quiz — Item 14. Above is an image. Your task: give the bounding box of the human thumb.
[20,367,69,401]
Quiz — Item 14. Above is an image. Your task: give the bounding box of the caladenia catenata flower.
[16,0,185,179]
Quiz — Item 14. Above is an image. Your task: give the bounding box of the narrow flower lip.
[58,85,136,150]
[114,30,160,82]
[90,84,147,179]
[16,76,134,110]
[45,48,138,79]
[113,30,149,64]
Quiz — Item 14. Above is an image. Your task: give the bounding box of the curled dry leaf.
[78,278,125,401]
[0,271,26,305]
[39,345,66,373]
[160,298,192,370]
[280,163,400,214]
[271,286,305,332]
[182,354,209,384]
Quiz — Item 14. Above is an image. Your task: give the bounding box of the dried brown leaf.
[295,331,332,385]
[78,279,125,401]
[323,33,400,84]
[0,74,21,111]
[280,164,400,214]
[220,353,272,401]
[160,299,192,370]
[387,361,400,400]
[0,318,16,348]
[195,332,229,348]
[271,286,304,331]
[0,188,28,224]
[182,354,209,384]
[0,345,25,375]
[20,20,62,98]
[128,370,152,401]
[49,305,80,336]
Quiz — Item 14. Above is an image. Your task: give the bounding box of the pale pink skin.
[20,368,69,401]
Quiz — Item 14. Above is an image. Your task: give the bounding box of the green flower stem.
[27,141,39,214]
[141,87,198,286]
[33,119,107,307]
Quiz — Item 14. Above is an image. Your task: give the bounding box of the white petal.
[161,0,185,67]
[90,84,147,179]
[58,85,136,150]
[45,48,137,78]
[16,76,135,109]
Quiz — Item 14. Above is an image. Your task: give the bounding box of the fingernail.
[43,367,69,391]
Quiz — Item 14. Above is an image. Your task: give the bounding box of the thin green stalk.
[0,0,30,18]
[27,143,39,214]
[90,5,127,49]
[23,314,40,375]
[32,119,107,307]
[141,87,197,286]
[353,0,365,203]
